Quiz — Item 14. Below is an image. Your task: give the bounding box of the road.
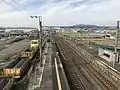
[0,39,30,67]
[0,37,16,50]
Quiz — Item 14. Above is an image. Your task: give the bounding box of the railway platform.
[29,39,70,90]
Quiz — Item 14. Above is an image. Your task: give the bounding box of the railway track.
[67,41,118,90]
[55,37,90,90]
[55,36,118,90]
[0,47,40,90]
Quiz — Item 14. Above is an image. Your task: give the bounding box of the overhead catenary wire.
[0,0,32,14]
[11,0,31,14]
[0,0,19,11]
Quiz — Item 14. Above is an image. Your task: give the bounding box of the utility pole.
[77,30,79,44]
[75,29,77,44]
[88,28,90,47]
[70,29,72,40]
[114,21,119,68]
[80,29,82,43]
[39,17,43,67]
[30,16,43,67]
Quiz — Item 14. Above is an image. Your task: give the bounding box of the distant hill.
[60,24,116,30]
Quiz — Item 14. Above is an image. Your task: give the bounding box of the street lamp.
[30,15,43,67]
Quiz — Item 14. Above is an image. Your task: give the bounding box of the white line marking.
[55,57,62,90]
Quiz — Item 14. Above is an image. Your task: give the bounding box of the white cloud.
[0,2,11,13]
[0,11,38,27]
[0,0,120,27]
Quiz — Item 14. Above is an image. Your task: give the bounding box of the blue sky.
[0,0,119,27]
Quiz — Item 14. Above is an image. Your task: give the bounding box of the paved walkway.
[40,42,53,90]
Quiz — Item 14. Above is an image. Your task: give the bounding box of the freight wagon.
[0,39,40,90]
[21,40,39,59]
